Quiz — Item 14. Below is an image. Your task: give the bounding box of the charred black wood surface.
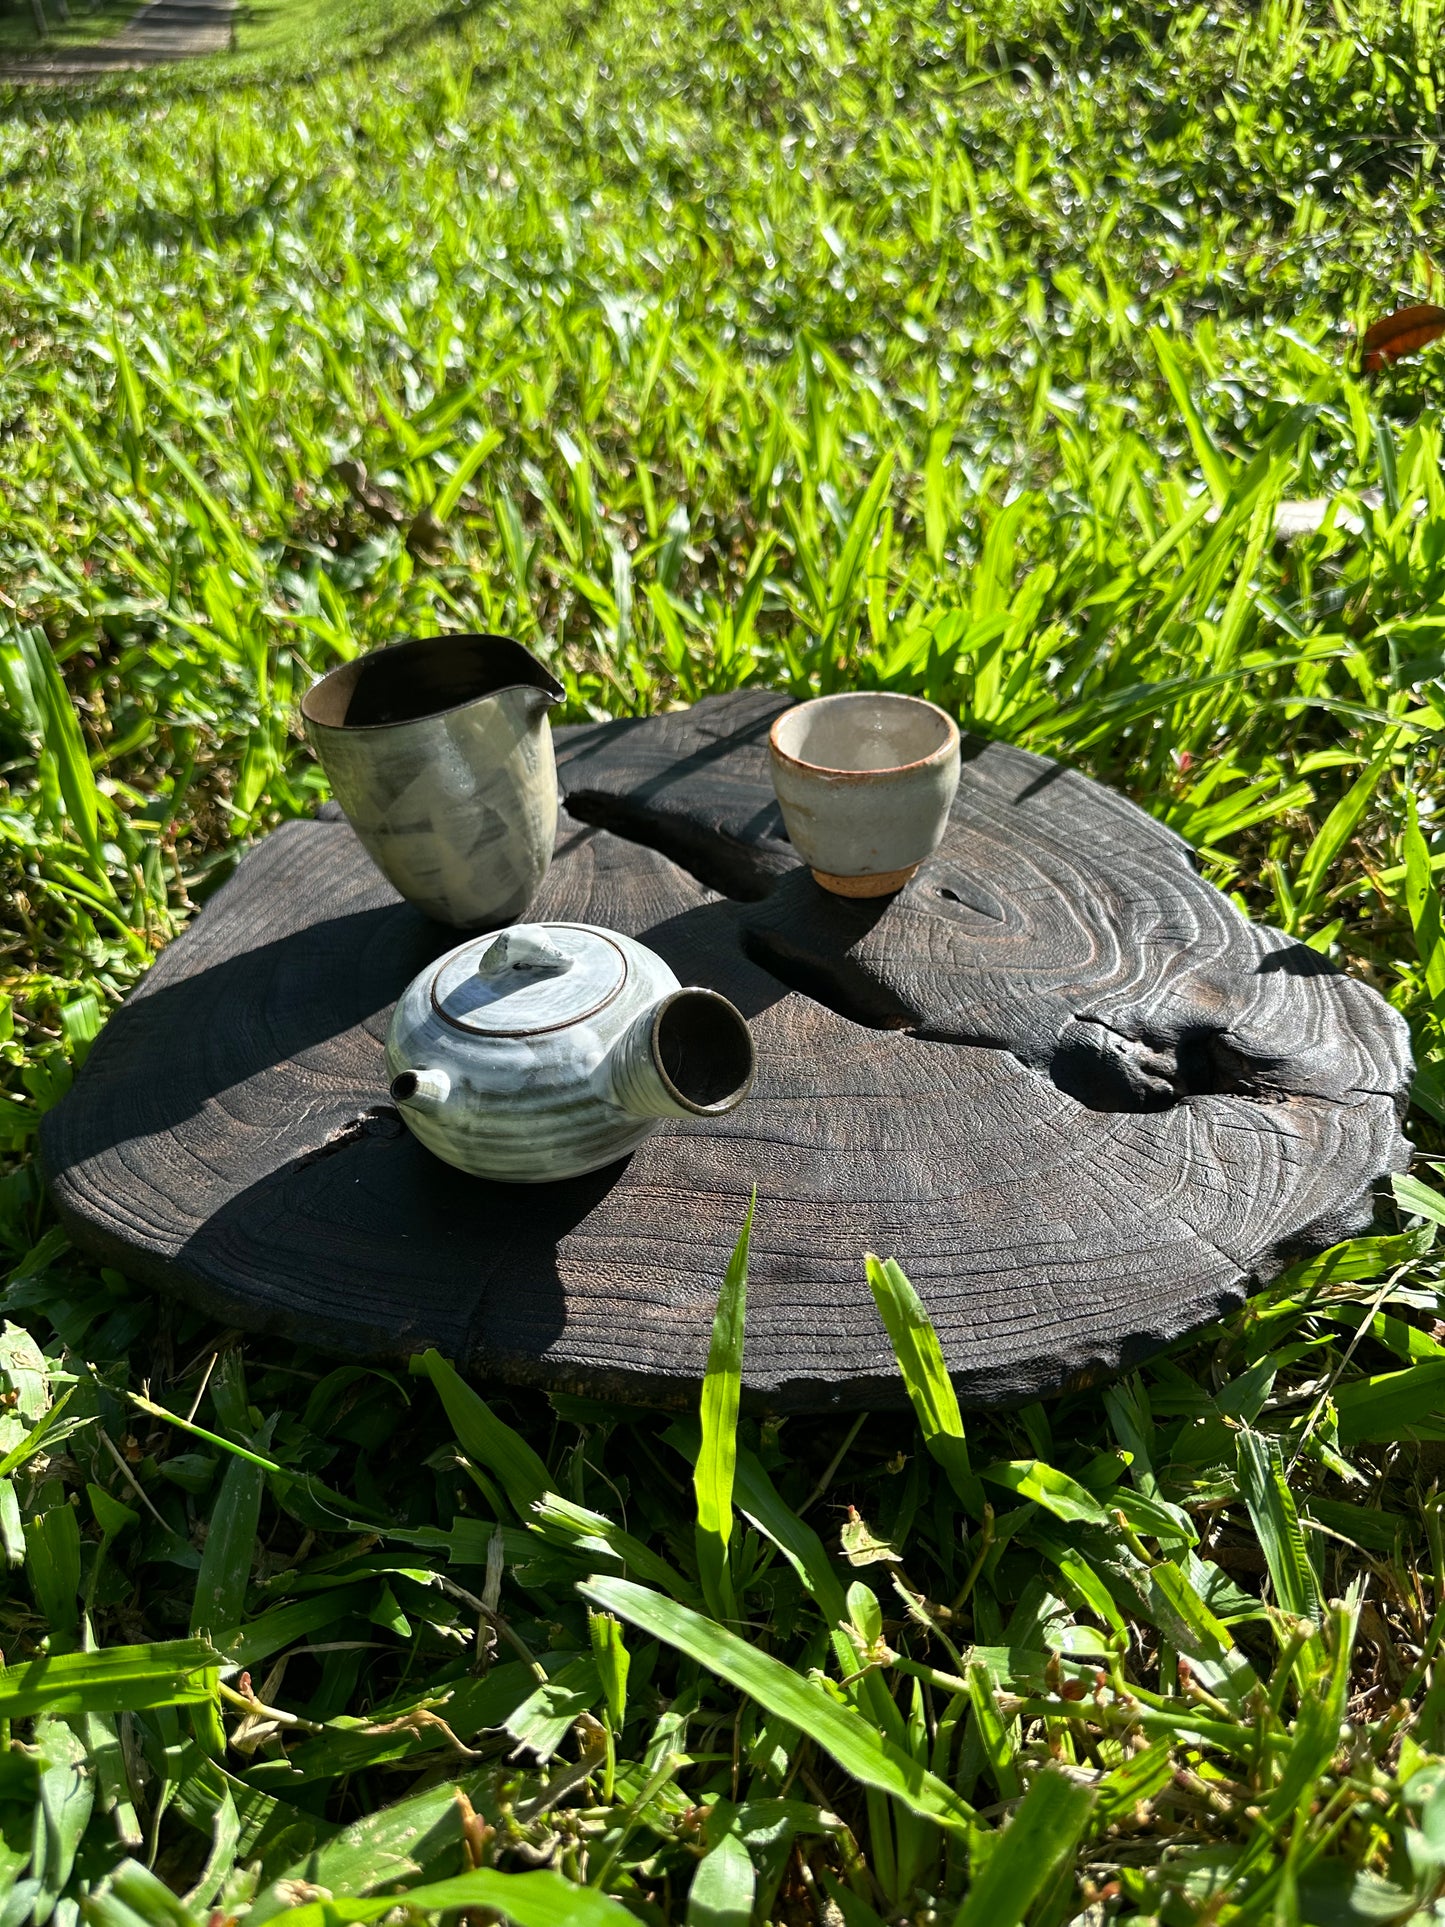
[41,691,1413,1410]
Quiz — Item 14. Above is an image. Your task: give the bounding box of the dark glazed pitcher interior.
[302,633,564,733]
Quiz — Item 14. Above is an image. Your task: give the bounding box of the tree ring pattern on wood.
[41,690,1413,1410]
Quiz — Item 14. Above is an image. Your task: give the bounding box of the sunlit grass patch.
[0,0,1444,1916]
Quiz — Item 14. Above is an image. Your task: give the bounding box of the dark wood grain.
[40,691,1414,1410]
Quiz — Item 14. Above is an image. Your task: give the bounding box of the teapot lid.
[429,923,628,1037]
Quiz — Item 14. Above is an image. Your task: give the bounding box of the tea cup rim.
[768,691,959,778]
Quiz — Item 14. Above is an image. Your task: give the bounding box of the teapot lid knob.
[477,929,575,979]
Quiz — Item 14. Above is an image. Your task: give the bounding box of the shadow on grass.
[0,0,138,63]
[0,0,476,117]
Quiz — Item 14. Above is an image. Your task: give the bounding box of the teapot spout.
[605,989,755,1121]
[390,1066,451,1113]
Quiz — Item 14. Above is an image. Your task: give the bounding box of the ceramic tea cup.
[769,691,961,896]
[302,633,564,929]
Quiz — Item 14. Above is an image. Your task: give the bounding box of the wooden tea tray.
[40,691,1412,1411]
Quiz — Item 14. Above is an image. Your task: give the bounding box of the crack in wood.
[39,691,1413,1411]
[291,1106,405,1173]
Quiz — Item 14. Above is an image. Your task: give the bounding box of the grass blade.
[189,1452,265,1635]
[1334,1359,1445,1448]
[733,1444,849,1626]
[431,427,504,525]
[1394,1171,1445,1228]
[980,1458,1111,1525]
[1235,1429,1322,1623]
[532,1491,699,1603]
[581,1576,973,1832]
[951,1767,1095,1927]
[106,1861,633,1927]
[588,1609,631,1728]
[25,1498,81,1650]
[865,1254,983,1514]
[1405,794,1445,1001]
[965,1660,1019,1800]
[1152,329,1233,504]
[687,1825,754,1927]
[1294,736,1396,911]
[695,1194,753,1621]
[1263,1600,1357,1826]
[14,626,107,875]
[415,1348,552,1515]
[0,1641,220,1720]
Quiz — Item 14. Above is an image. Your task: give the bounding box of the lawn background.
[1,0,1445,1919]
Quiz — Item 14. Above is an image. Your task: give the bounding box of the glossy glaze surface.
[303,634,563,928]
[385,920,755,1182]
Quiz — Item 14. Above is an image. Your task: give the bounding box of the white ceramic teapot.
[385,922,756,1182]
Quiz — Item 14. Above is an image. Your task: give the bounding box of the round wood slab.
[40,692,1414,1411]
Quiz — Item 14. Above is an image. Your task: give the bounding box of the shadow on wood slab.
[41,692,1414,1411]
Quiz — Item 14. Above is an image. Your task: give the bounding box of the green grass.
[224,0,461,73]
[1,0,1444,1919]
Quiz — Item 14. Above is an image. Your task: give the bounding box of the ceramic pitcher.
[302,632,564,928]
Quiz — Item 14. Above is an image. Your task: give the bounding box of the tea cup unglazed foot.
[810,863,920,898]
